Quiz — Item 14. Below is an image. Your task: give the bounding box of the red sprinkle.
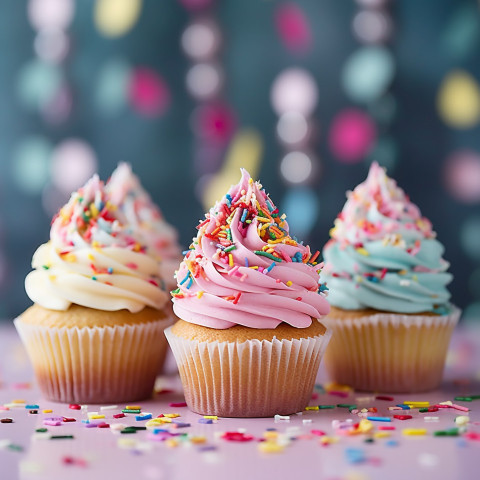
[157,414,165,418]
[169,402,187,408]
[427,407,439,412]
[379,426,396,430]
[98,423,110,428]
[393,415,412,420]
[113,413,125,419]
[69,404,81,410]
[376,395,394,401]
[328,391,349,398]
[62,417,76,423]
[221,432,255,442]
[156,389,174,395]
[311,430,326,436]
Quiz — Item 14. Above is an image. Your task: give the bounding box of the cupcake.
[106,162,182,291]
[165,169,331,417]
[321,162,460,392]
[15,175,171,403]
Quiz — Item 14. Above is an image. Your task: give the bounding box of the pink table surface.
[1,321,479,480]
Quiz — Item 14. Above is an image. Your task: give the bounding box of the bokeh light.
[280,151,313,184]
[281,187,319,238]
[355,0,390,6]
[34,29,70,64]
[462,301,480,324]
[181,20,220,60]
[12,136,52,194]
[94,0,142,38]
[444,150,480,203]
[329,108,376,163]
[186,63,223,100]
[342,46,395,103]
[191,103,236,144]
[276,112,309,145]
[437,70,480,128]
[17,59,62,110]
[367,136,397,170]
[128,67,170,117]
[41,84,72,124]
[95,58,131,115]
[50,139,97,194]
[28,0,74,31]
[460,216,480,261]
[271,68,318,116]
[275,3,312,53]
[353,10,392,44]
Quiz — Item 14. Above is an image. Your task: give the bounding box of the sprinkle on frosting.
[25,174,168,312]
[172,169,330,329]
[322,162,452,314]
[106,163,182,289]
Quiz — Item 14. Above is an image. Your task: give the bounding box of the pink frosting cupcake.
[165,169,331,417]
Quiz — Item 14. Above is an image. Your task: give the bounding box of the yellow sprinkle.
[325,382,353,393]
[133,243,142,252]
[197,291,204,299]
[164,413,180,418]
[257,217,271,223]
[286,281,293,287]
[90,203,99,217]
[374,432,391,439]
[87,254,95,261]
[305,406,319,411]
[263,431,278,440]
[404,401,429,407]
[166,439,179,448]
[89,414,105,420]
[42,409,52,414]
[117,438,137,449]
[229,254,234,267]
[358,419,373,434]
[320,436,339,445]
[190,436,207,444]
[105,201,117,211]
[356,247,369,256]
[49,275,57,282]
[203,415,218,420]
[125,405,142,410]
[63,253,77,262]
[398,269,407,275]
[146,418,170,428]
[12,399,26,404]
[402,428,427,436]
[249,266,259,270]
[258,441,285,454]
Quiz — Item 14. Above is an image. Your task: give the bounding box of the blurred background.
[0,0,479,320]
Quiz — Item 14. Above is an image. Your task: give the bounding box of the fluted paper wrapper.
[165,327,332,417]
[323,307,461,393]
[14,316,172,404]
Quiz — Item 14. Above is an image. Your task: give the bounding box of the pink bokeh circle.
[329,108,376,163]
[444,150,480,203]
[128,67,170,117]
[191,103,236,144]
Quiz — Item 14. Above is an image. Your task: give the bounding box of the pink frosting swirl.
[172,169,330,329]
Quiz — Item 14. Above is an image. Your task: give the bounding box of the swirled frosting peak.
[106,163,182,288]
[25,174,168,313]
[322,162,452,314]
[172,169,330,329]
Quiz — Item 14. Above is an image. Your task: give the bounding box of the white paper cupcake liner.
[165,326,332,417]
[322,306,461,393]
[15,316,172,404]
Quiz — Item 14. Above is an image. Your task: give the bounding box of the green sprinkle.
[171,288,180,295]
[92,276,97,281]
[419,408,429,413]
[269,230,277,240]
[364,438,375,443]
[224,245,236,253]
[454,396,472,402]
[42,265,50,270]
[122,409,141,414]
[253,251,282,262]
[50,435,74,440]
[349,406,357,412]
[8,444,23,452]
[434,428,459,437]
[130,426,147,431]
[318,405,336,409]
[245,220,252,224]
[36,428,48,433]
[470,395,480,400]
[120,430,137,434]
[226,229,232,241]
[337,404,357,409]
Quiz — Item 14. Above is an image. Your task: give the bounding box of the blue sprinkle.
[180,272,191,285]
[241,208,248,223]
[152,428,169,434]
[225,194,232,207]
[198,445,217,452]
[136,414,152,421]
[172,422,191,428]
[198,418,213,424]
[245,257,249,267]
[107,267,113,274]
[186,276,193,289]
[182,250,190,255]
[386,440,399,447]
[81,420,90,424]
[318,283,329,293]
[264,262,276,274]
[456,438,467,448]
[367,416,391,422]
[344,447,365,464]
[25,405,39,409]
[266,428,277,431]
[396,404,411,410]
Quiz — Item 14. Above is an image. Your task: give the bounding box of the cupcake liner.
[322,307,461,393]
[15,316,172,404]
[165,326,332,417]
